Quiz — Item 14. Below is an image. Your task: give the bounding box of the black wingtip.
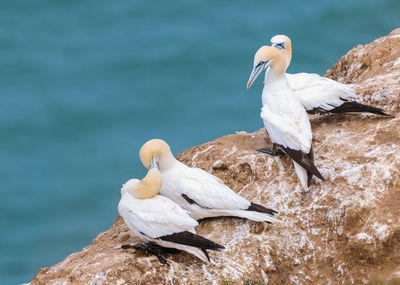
[328,101,393,117]
[307,172,313,187]
[306,148,314,187]
[159,231,224,251]
[383,113,396,118]
[313,168,325,181]
[212,243,225,250]
[307,100,395,117]
[280,145,325,182]
[201,248,210,261]
[248,202,278,215]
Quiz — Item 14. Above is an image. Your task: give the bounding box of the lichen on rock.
[29,29,400,284]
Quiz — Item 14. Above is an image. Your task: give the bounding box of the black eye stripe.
[256,61,265,68]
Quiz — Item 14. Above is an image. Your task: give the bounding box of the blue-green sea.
[1,0,399,283]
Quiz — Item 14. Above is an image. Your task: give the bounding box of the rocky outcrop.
[29,29,400,284]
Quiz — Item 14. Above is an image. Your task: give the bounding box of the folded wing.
[118,194,198,239]
[177,167,251,210]
[261,104,312,153]
[287,73,356,112]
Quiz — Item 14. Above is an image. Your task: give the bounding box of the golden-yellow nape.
[270,34,292,69]
[139,139,171,169]
[247,46,285,89]
[132,168,163,199]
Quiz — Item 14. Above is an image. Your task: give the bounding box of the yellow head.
[139,139,175,170]
[121,168,163,199]
[270,34,292,69]
[246,45,286,89]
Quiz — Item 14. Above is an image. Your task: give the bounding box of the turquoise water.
[0,1,398,283]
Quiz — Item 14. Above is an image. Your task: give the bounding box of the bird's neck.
[159,151,177,171]
[262,70,290,106]
[283,47,292,70]
[263,65,288,89]
[265,56,286,81]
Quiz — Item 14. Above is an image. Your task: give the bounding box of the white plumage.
[161,162,277,221]
[118,174,224,262]
[286,73,356,112]
[139,139,278,222]
[270,34,391,116]
[247,46,324,190]
[261,76,312,153]
[119,181,197,238]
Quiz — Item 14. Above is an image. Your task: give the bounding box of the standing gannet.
[270,34,393,116]
[139,139,279,222]
[246,45,324,190]
[118,165,224,263]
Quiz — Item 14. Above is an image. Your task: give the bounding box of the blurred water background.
[0,0,399,283]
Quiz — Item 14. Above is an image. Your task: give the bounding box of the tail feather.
[159,231,224,251]
[279,146,324,181]
[310,101,394,117]
[201,248,210,261]
[247,203,277,215]
[159,242,211,262]
[306,147,314,187]
[225,209,280,223]
[293,162,309,190]
[306,171,313,187]
[194,208,279,223]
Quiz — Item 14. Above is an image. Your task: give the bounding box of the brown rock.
[29,29,400,284]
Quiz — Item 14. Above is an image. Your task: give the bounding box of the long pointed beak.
[246,64,265,89]
[150,155,158,170]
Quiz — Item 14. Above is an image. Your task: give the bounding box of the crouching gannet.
[118,166,224,263]
[139,139,279,222]
[270,35,393,117]
[246,45,324,190]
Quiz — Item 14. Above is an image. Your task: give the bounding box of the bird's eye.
[256,61,265,68]
[274,42,285,50]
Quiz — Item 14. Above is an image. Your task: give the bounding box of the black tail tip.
[201,248,210,261]
[201,244,224,261]
[383,113,396,118]
[375,109,395,117]
[206,242,225,251]
[313,169,325,181]
[248,202,278,215]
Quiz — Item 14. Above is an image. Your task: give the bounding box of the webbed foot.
[121,242,169,265]
[256,147,285,156]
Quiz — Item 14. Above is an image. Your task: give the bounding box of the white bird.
[270,34,393,117]
[139,139,279,222]
[246,45,324,190]
[118,165,224,263]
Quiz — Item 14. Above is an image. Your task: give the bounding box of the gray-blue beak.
[150,155,158,169]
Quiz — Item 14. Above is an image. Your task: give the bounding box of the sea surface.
[0,0,399,283]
